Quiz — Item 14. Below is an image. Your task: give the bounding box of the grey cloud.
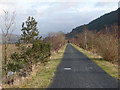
[1,0,117,36]
[118,1,120,7]
[36,9,106,35]
[12,6,111,35]
[0,0,17,5]
[95,2,117,7]
[32,2,80,17]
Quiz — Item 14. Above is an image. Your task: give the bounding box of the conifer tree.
[21,16,39,44]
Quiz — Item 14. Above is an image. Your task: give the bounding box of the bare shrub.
[94,25,118,63]
[70,24,118,64]
[44,31,66,52]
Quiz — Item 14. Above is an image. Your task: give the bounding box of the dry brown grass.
[2,43,33,61]
[2,44,18,62]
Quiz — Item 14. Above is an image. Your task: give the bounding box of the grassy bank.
[71,44,119,80]
[14,44,67,88]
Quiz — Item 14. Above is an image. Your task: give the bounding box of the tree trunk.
[4,35,8,80]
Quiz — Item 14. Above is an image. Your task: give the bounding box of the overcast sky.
[0,0,119,36]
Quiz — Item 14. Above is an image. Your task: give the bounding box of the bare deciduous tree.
[84,25,87,50]
[0,10,16,78]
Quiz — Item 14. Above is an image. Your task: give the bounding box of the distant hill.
[66,8,119,39]
[0,34,20,44]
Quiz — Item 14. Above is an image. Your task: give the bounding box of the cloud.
[36,9,107,35]
[95,2,112,7]
[0,0,118,36]
[95,1,118,7]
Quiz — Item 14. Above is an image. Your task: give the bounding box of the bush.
[9,38,51,71]
[95,34,118,63]
[32,39,51,63]
[70,24,118,64]
[44,31,66,52]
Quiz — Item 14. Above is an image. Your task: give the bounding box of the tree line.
[70,24,118,64]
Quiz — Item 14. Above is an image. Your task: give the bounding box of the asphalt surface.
[49,44,118,88]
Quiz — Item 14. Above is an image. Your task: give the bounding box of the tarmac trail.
[49,44,118,88]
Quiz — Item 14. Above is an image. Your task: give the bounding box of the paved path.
[49,44,118,88]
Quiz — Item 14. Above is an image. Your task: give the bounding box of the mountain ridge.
[66,8,119,39]
[0,34,20,44]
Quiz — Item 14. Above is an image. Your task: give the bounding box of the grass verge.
[15,44,67,88]
[71,43,119,80]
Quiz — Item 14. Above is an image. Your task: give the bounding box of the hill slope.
[0,34,20,44]
[66,8,119,39]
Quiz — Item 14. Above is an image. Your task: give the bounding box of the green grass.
[71,44,119,80]
[14,44,67,88]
